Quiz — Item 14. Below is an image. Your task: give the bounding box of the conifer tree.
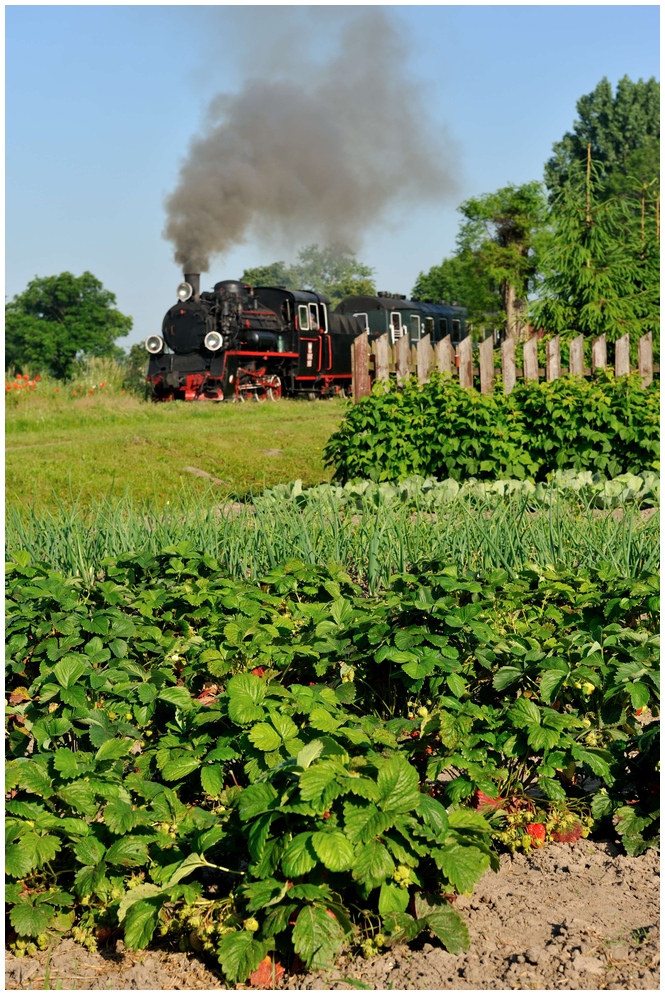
[531,146,659,360]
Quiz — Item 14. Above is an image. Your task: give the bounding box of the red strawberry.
[251,667,267,677]
[526,823,546,846]
[551,821,583,843]
[249,956,285,988]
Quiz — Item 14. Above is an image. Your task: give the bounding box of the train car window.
[452,319,462,344]
[318,303,328,333]
[298,305,310,331]
[410,315,421,341]
[425,317,434,337]
[439,318,449,338]
[309,304,320,331]
[390,313,403,340]
[353,312,369,333]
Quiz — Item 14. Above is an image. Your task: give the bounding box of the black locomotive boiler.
[145,274,362,401]
[145,273,467,401]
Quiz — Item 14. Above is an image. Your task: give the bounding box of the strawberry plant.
[5,545,660,982]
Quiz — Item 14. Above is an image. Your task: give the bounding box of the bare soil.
[6,841,659,991]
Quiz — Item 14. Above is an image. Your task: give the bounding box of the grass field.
[6,391,346,508]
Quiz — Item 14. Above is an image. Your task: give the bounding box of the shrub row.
[323,371,660,483]
[6,548,659,981]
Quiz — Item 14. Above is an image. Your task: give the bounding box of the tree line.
[412,75,659,353]
[5,75,659,380]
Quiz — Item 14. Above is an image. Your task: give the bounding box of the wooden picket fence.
[350,331,657,401]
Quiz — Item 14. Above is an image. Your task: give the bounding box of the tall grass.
[6,485,658,591]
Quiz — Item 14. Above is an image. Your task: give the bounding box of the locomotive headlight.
[177,281,193,302]
[145,334,164,354]
[204,331,224,352]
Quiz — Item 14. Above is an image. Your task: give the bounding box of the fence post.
[638,331,653,386]
[501,336,516,394]
[523,336,539,381]
[569,335,585,375]
[592,333,607,371]
[352,332,370,401]
[546,335,561,381]
[375,333,390,382]
[614,333,630,377]
[417,334,431,384]
[479,336,494,394]
[436,335,453,376]
[458,336,473,389]
[396,334,410,384]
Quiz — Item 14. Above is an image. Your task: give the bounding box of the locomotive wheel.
[265,376,282,402]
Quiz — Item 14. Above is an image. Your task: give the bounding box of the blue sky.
[6,4,660,347]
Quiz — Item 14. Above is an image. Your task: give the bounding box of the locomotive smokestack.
[184,273,200,300]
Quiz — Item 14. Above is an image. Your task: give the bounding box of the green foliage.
[456,183,548,302]
[545,75,660,201]
[414,183,548,335]
[590,722,659,856]
[242,244,375,308]
[240,261,298,290]
[412,250,502,325]
[5,272,132,380]
[324,372,659,484]
[121,344,151,398]
[5,544,659,981]
[531,155,659,355]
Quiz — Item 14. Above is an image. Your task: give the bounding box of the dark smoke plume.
[164,8,457,273]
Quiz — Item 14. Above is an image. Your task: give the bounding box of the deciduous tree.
[5,271,132,379]
[242,244,375,308]
[411,251,502,328]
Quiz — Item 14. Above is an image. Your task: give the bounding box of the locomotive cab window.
[354,312,369,334]
[439,318,449,339]
[390,312,403,342]
[317,303,328,333]
[410,315,421,341]
[452,319,462,344]
[309,303,320,331]
[425,317,434,337]
[298,305,310,331]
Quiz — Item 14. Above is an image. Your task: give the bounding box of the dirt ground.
[5,840,659,992]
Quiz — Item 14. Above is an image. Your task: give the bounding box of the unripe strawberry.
[244,918,259,933]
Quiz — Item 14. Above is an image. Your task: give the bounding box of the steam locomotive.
[145,272,467,401]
